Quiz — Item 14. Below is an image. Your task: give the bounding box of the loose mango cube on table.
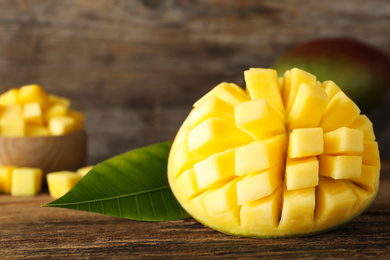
[0,165,94,197]
[168,68,380,238]
[0,166,15,193]
[47,166,94,198]
[77,165,94,177]
[47,171,82,199]
[0,84,84,137]
[0,166,44,195]
[11,167,43,196]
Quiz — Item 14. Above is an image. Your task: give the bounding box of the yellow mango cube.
[236,167,283,205]
[282,68,317,114]
[0,88,20,106]
[362,141,380,167]
[315,178,357,226]
[1,104,23,118]
[0,86,83,137]
[11,167,42,196]
[193,148,236,190]
[169,122,201,178]
[189,96,234,128]
[279,187,316,230]
[235,134,287,176]
[23,102,44,125]
[320,91,360,132]
[193,82,249,108]
[0,166,15,193]
[286,157,319,190]
[174,168,199,200]
[0,116,25,137]
[288,128,323,158]
[235,98,285,140]
[319,155,362,179]
[45,103,68,122]
[350,115,376,141]
[321,81,342,100]
[26,125,50,136]
[202,178,239,216]
[188,117,251,156]
[208,206,241,229]
[170,142,204,180]
[47,171,81,199]
[348,183,376,217]
[350,164,380,192]
[187,194,207,217]
[323,127,364,155]
[244,68,284,113]
[77,165,94,177]
[19,84,49,107]
[48,94,71,108]
[48,115,76,135]
[287,83,328,130]
[67,110,85,130]
[240,187,282,234]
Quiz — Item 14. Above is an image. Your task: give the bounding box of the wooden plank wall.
[0,0,389,164]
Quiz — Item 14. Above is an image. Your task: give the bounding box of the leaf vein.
[48,185,170,207]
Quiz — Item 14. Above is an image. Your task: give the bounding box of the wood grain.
[0,163,389,259]
[0,0,389,163]
[0,130,86,174]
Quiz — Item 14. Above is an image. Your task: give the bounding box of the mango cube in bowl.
[0,84,87,175]
[0,84,85,138]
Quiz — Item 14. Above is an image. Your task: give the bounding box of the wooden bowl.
[0,130,87,175]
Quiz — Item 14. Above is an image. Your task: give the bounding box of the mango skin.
[272,38,390,113]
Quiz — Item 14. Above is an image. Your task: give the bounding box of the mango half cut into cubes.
[168,68,380,238]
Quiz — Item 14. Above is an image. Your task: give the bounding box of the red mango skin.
[272,38,390,113]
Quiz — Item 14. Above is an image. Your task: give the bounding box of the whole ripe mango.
[272,38,390,113]
[168,68,380,238]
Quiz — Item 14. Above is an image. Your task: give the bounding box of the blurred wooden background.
[0,0,389,164]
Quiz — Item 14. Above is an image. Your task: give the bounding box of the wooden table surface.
[1,164,389,259]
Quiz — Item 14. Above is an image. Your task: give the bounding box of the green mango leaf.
[44,141,191,221]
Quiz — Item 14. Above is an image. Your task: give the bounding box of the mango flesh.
[0,84,84,137]
[0,166,15,193]
[0,165,92,197]
[11,167,43,196]
[47,171,82,199]
[168,68,380,238]
[272,38,390,113]
[77,165,94,177]
[46,166,94,198]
